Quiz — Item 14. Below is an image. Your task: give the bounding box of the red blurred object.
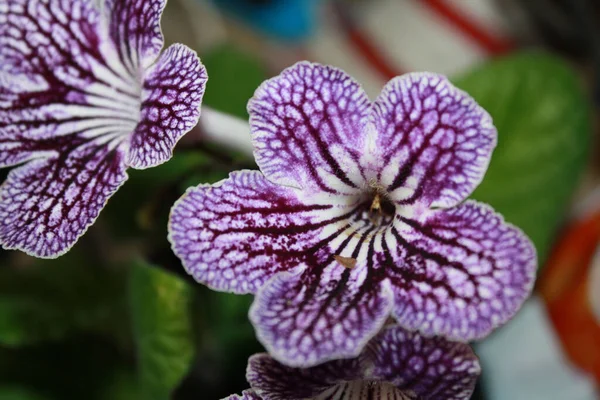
[539,202,600,383]
[422,0,515,55]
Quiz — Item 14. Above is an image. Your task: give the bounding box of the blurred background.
[1,0,600,399]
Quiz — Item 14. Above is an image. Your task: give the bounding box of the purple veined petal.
[127,44,207,169]
[168,170,359,294]
[0,138,128,258]
[314,382,418,400]
[246,353,363,400]
[249,265,394,368]
[366,325,480,400]
[0,0,138,170]
[385,201,536,341]
[223,390,263,400]
[248,62,371,195]
[103,0,166,70]
[242,326,477,400]
[371,73,496,209]
[0,0,204,257]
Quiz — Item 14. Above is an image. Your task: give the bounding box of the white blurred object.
[590,247,600,322]
[309,8,384,98]
[196,107,253,155]
[164,0,228,51]
[308,0,514,96]
[477,297,599,400]
[358,0,485,75]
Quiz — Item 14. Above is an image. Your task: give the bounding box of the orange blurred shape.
[539,210,600,382]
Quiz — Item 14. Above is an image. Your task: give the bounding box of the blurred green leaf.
[0,333,129,400]
[100,368,142,400]
[180,169,230,194]
[0,387,47,400]
[104,151,212,238]
[454,51,591,265]
[130,151,211,184]
[0,251,128,347]
[190,289,261,399]
[202,44,267,118]
[129,260,194,400]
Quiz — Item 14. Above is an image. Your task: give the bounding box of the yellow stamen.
[369,193,383,224]
[335,255,357,269]
[370,193,381,213]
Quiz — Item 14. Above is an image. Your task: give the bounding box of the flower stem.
[184,107,254,156]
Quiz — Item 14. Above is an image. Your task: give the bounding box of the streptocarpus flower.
[169,62,536,367]
[0,0,207,258]
[226,325,480,400]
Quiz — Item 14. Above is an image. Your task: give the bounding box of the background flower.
[0,0,207,258]
[228,324,480,400]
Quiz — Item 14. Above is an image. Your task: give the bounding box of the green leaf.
[192,289,262,398]
[103,151,212,238]
[454,52,591,265]
[0,333,131,400]
[129,260,194,400]
[100,368,142,400]
[202,44,267,118]
[0,387,47,400]
[0,250,128,347]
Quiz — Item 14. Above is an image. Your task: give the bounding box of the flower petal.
[314,382,417,400]
[168,170,354,294]
[246,353,362,400]
[104,0,166,69]
[248,62,371,194]
[1,0,202,258]
[0,0,141,167]
[367,326,480,400]
[0,139,128,258]
[372,73,496,209]
[224,390,262,400]
[126,44,206,169]
[385,201,536,341]
[249,267,394,367]
[0,0,166,257]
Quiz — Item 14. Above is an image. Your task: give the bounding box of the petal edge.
[388,200,536,341]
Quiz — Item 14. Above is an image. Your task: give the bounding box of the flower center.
[368,191,395,226]
[332,189,396,267]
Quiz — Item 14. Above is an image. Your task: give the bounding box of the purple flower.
[169,62,536,367]
[0,0,207,258]
[226,325,480,400]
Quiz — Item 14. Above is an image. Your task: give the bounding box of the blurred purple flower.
[226,325,480,400]
[0,0,207,258]
[169,62,536,367]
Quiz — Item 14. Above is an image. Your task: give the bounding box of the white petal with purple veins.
[169,63,537,366]
[368,326,480,400]
[249,62,371,195]
[0,138,128,258]
[127,43,207,169]
[237,325,479,400]
[388,201,536,340]
[247,353,363,400]
[371,73,496,210]
[0,0,206,257]
[250,268,394,367]
[169,170,355,294]
[103,0,166,69]
[223,390,262,400]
